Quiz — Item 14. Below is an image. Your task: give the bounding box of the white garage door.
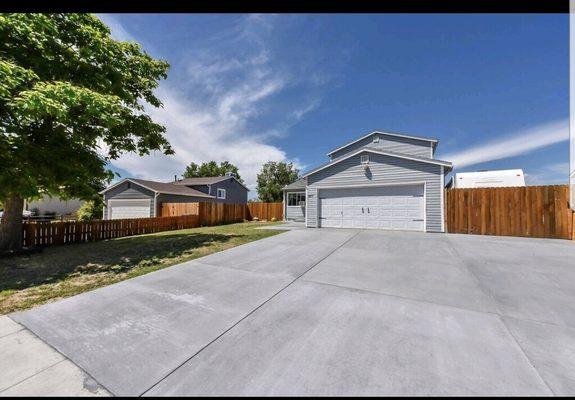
[319,185,425,231]
[109,199,151,220]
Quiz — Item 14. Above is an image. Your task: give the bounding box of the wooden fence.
[20,201,282,248]
[247,202,283,221]
[197,203,247,226]
[160,201,284,222]
[22,215,200,247]
[160,202,199,217]
[445,185,575,240]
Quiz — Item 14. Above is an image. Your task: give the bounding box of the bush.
[77,200,103,221]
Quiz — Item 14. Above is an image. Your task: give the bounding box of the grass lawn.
[0,221,284,314]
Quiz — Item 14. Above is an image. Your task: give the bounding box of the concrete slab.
[303,232,498,313]
[146,280,551,396]
[0,360,110,397]
[0,329,64,391]
[11,261,294,396]
[462,261,575,327]
[195,229,356,279]
[8,228,575,396]
[504,317,575,395]
[443,234,575,327]
[0,316,24,338]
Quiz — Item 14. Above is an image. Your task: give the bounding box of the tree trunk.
[0,195,24,251]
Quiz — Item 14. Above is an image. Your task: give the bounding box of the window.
[373,135,380,143]
[361,154,370,164]
[217,188,226,199]
[288,193,306,206]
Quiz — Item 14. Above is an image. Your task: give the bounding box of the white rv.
[447,169,526,189]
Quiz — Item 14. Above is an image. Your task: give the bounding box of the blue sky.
[99,14,569,195]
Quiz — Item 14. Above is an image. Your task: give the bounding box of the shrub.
[77,200,103,221]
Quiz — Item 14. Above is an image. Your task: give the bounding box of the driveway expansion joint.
[139,229,362,396]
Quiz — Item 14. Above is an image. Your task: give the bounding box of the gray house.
[101,174,248,220]
[282,130,452,232]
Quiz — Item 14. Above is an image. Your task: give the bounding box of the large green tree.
[256,161,299,202]
[183,161,244,184]
[0,14,172,250]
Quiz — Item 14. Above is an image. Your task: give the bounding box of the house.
[25,195,84,216]
[100,173,248,220]
[446,169,525,189]
[282,130,452,232]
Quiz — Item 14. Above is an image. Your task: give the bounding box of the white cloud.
[441,119,569,168]
[99,14,322,196]
[524,162,569,185]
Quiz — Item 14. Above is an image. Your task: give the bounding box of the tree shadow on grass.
[0,232,240,292]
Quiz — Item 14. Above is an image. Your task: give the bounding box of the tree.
[0,14,172,251]
[256,161,299,202]
[183,161,244,183]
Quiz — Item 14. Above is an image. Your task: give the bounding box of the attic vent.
[361,154,370,164]
[373,136,380,143]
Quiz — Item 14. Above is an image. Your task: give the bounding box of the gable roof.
[100,178,215,198]
[172,176,230,185]
[326,130,439,157]
[282,178,307,191]
[302,147,452,178]
[173,175,250,191]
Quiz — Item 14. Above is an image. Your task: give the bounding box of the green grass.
[0,221,283,314]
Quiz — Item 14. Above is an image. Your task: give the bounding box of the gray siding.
[306,187,318,227]
[306,151,444,232]
[330,133,432,160]
[188,185,210,195]
[207,178,248,204]
[103,181,155,219]
[284,189,306,221]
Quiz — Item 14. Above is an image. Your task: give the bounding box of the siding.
[330,133,432,159]
[208,178,248,204]
[284,189,306,221]
[307,151,444,232]
[306,187,319,227]
[103,181,155,219]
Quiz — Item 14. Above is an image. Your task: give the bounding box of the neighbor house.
[100,173,248,220]
[283,130,452,232]
[25,195,84,217]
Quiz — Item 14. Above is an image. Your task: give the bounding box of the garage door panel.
[319,185,425,231]
[109,199,151,220]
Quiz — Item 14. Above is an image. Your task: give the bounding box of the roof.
[302,147,452,178]
[173,175,250,191]
[326,130,439,157]
[172,176,230,185]
[282,178,307,191]
[100,178,215,198]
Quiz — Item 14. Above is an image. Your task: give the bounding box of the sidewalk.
[0,316,109,397]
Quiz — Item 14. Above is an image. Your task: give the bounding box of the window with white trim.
[361,154,370,164]
[217,188,226,199]
[287,192,306,206]
[372,135,380,143]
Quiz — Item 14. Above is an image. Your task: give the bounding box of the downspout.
[154,192,159,217]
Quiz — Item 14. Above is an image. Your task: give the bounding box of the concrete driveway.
[6,228,575,396]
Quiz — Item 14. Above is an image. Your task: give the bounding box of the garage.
[319,185,425,231]
[108,199,151,220]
